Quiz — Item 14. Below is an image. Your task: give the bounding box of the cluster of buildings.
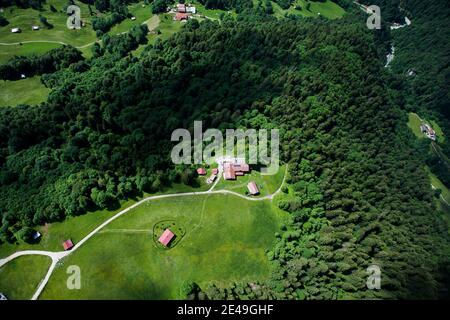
[420,123,436,141]
[173,3,196,21]
[197,157,260,195]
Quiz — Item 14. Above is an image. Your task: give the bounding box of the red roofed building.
[158,228,175,247]
[197,168,206,175]
[247,181,259,195]
[233,163,249,172]
[175,12,188,21]
[177,4,186,13]
[223,162,250,180]
[63,239,74,251]
[223,163,236,180]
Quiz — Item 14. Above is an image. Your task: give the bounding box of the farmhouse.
[420,123,436,140]
[158,228,175,247]
[197,167,206,175]
[11,27,21,33]
[175,12,188,21]
[174,3,195,19]
[63,239,74,251]
[223,162,250,180]
[247,181,259,195]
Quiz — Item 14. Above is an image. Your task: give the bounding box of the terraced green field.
[40,194,283,299]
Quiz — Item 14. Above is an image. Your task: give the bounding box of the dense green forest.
[362,0,450,189]
[0,2,449,299]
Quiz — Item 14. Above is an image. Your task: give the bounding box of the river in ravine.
[385,17,412,68]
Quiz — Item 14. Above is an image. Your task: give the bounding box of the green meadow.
[407,112,445,143]
[407,112,424,139]
[0,255,52,300]
[40,194,283,299]
[427,168,450,232]
[0,76,50,107]
[0,0,96,45]
[108,2,153,36]
[0,177,210,259]
[0,41,61,64]
[267,0,345,20]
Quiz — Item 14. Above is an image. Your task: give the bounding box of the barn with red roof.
[63,239,74,251]
[158,229,175,247]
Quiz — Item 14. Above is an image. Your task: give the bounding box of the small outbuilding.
[32,25,39,30]
[207,173,217,184]
[197,167,206,175]
[32,231,41,240]
[158,228,175,247]
[0,293,7,300]
[130,16,136,20]
[186,6,196,14]
[212,168,219,175]
[63,239,74,251]
[11,27,21,33]
[247,181,259,195]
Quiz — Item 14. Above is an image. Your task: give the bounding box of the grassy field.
[430,120,445,143]
[0,0,96,45]
[0,76,50,107]
[0,178,210,259]
[0,200,135,259]
[190,1,236,20]
[109,3,153,35]
[407,112,424,139]
[407,112,445,143]
[269,0,345,19]
[0,41,61,64]
[149,13,184,44]
[40,194,282,299]
[0,255,52,300]
[429,169,450,205]
[214,164,286,197]
[427,167,450,232]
